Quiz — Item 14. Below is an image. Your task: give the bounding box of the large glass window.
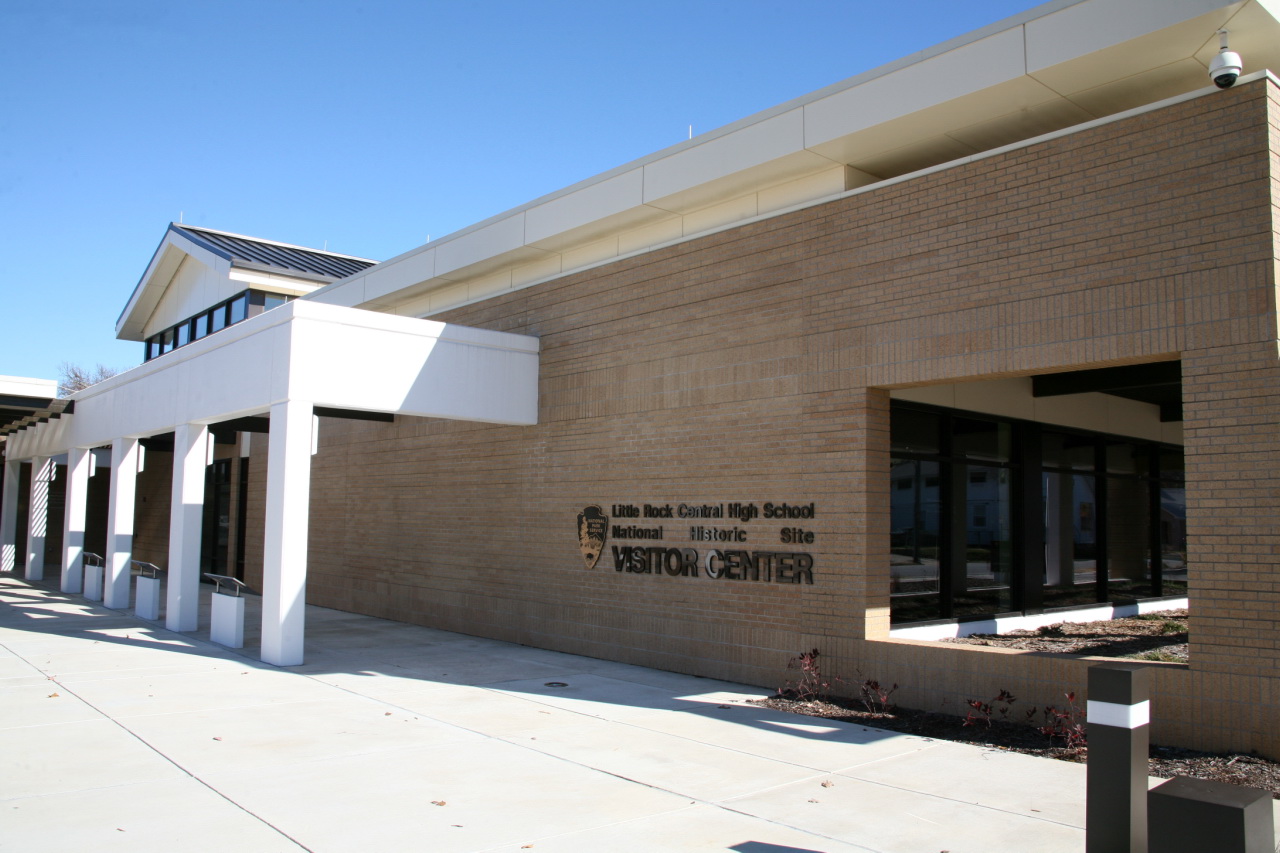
[954,463,1012,618]
[890,458,942,622]
[1042,471,1098,608]
[890,403,1184,625]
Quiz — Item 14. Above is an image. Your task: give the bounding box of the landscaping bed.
[750,612,1280,797]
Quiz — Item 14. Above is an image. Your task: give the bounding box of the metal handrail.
[131,560,163,579]
[82,552,104,567]
[203,573,250,597]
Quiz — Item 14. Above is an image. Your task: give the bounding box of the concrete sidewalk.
[0,575,1253,852]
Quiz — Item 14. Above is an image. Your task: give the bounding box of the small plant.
[781,649,837,703]
[1136,650,1182,662]
[1039,691,1088,751]
[858,677,899,715]
[1157,619,1187,634]
[963,688,1017,728]
[1037,623,1066,638]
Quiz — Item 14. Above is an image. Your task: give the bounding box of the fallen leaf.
[212,737,222,741]
[808,798,819,803]
[385,712,392,716]
[821,780,834,788]
[431,801,446,807]
[47,693,59,698]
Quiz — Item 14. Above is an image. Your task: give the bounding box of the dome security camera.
[1209,29,1243,88]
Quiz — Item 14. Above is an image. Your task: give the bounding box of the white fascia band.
[1088,699,1150,729]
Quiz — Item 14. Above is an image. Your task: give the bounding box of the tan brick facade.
[231,81,1279,756]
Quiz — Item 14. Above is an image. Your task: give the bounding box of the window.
[141,290,298,362]
[889,403,1185,625]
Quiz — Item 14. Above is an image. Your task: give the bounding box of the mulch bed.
[751,695,1280,798]
[940,609,1190,662]
[750,610,1280,797]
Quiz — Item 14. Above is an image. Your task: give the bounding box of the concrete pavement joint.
[1,622,315,851]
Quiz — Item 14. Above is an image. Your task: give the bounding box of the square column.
[261,401,314,666]
[104,438,140,610]
[167,424,208,632]
[25,457,52,581]
[61,448,91,594]
[0,459,20,572]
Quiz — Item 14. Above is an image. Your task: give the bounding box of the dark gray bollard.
[1149,776,1275,853]
[1087,662,1150,853]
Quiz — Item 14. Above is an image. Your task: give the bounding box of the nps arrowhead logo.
[577,505,609,570]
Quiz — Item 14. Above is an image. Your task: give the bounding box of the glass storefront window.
[952,417,1011,462]
[889,402,1184,626]
[1158,448,1184,483]
[1106,475,1152,598]
[1042,471,1098,608]
[1159,485,1187,595]
[889,458,942,623]
[891,408,940,454]
[954,464,1012,618]
[1043,431,1095,471]
[1106,441,1148,475]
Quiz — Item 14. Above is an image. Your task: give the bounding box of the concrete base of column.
[135,576,161,621]
[83,563,104,601]
[211,593,245,649]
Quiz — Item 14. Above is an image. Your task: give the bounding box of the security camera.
[1209,29,1242,89]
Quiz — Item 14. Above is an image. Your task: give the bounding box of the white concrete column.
[25,457,53,581]
[61,448,91,594]
[261,401,313,666]
[0,459,20,573]
[167,424,208,632]
[104,438,140,609]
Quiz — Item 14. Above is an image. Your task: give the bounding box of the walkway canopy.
[1,301,539,665]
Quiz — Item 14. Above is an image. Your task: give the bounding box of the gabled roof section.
[175,225,375,281]
[117,224,377,342]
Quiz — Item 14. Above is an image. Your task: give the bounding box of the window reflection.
[889,404,1185,626]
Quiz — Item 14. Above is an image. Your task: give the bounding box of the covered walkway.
[0,301,538,666]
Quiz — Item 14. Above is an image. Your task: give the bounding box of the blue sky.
[2,0,1044,382]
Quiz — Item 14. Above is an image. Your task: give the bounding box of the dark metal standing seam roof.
[174,225,376,280]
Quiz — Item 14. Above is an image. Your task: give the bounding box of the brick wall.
[260,80,1278,756]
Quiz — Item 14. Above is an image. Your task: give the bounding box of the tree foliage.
[57,362,118,398]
